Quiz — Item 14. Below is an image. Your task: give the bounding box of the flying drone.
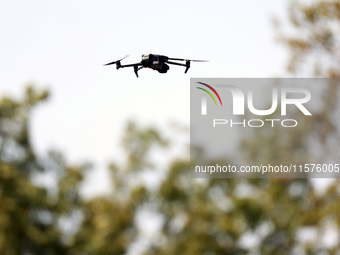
[104,54,208,77]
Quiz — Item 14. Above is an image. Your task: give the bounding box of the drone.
[104,54,208,77]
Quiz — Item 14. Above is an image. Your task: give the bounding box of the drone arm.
[120,63,142,68]
[167,60,191,73]
[166,61,186,67]
[167,57,208,73]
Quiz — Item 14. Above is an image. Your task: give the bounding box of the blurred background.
[1,0,340,254]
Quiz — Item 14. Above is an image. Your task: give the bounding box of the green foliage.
[0,87,78,254]
[275,0,340,77]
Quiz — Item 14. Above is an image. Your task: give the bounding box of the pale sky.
[0,0,288,195]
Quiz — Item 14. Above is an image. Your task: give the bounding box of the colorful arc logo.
[196,82,222,106]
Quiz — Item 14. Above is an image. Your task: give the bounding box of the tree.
[0,87,88,254]
[128,1,340,254]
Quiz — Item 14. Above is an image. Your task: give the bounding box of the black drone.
[104,54,208,77]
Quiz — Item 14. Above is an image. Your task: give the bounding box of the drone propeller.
[104,55,130,66]
[184,59,208,73]
[191,60,209,62]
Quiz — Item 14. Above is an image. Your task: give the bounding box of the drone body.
[104,54,207,77]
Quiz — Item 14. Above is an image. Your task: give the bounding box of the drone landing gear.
[185,60,190,73]
[116,61,121,70]
[134,65,144,77]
